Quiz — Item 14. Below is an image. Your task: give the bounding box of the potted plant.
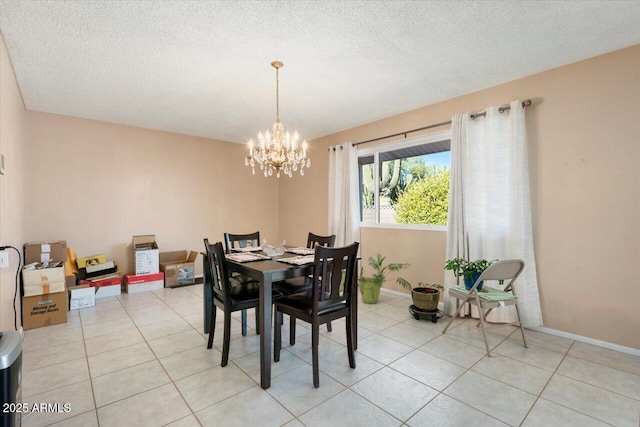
[359,254,409,304]
[444,258,498,290]
[399,280,444,312]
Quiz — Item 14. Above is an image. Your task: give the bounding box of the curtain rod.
[351,99,532,147]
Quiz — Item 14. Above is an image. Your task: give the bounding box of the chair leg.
[207,305,217,349]
[351,312,357,351]
[255,307,260,335]
[476,303,492,357]
[312,322,320,388]
[327,321,332,332]
[353,293,358,350]
[222,310,232,367]
[514,304,528,348]
[289,315,296,345]
[345,316,356,369]
[274,308,281,362]
[442,296,468,334]
[241,309,247,336]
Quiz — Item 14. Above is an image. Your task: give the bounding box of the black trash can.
[0,331,22,427]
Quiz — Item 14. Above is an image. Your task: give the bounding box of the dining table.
[202,248,358,389]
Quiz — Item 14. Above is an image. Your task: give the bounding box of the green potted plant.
[359,254,409,304]
[399,280,444,312]
[444,258,498,290]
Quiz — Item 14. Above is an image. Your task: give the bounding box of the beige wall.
[1,39,638,348]
[280,45,640,349]
[278,143,331,247]
[26,112,281,276]
[360,228,447,293]
[0,35,28,330]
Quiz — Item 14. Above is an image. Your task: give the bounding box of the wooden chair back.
[311,242,359,315]
[224,231,260,253]
[307,233,336,248]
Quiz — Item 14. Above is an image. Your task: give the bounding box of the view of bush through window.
[359,139,450,225]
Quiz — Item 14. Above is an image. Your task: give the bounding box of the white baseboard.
[379,288,639,356]
[529,326,640,357]
[380,288,411,299]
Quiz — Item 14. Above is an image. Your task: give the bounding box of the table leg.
[259,273,273,389]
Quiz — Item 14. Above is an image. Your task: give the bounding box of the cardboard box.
[78,275,122,298]
[133,235,159,275]
[159,250,198,288]
[69,284,98,310]
[22,290,68,330]
[95,281,121,298]
[76,253,107,269]
[22,265,66,297]
[66,273,77,288]
[123,272,164,293]
[24,241,67,264]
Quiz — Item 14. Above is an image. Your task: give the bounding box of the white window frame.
[357,130,451,231]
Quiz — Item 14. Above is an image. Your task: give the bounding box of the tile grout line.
[134,290,203,425]
[21,289,639,426]
[352,301,466,423]
[517,339,576,426]
[84,293,195,425]
[379,321,521,425]
[81,300,106,427]
[511,338,628,426]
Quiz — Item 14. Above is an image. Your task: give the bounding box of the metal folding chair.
[442,259,527,356]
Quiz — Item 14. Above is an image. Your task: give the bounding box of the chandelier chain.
[275,66,279,122]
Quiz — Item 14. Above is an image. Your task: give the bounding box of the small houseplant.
[399,281,444,312]
[444,258,498,290]
[359,254,409,304]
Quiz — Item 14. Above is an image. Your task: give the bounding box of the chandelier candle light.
[245,61,310,178]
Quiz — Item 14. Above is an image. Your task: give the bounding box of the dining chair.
[274,242,359,388]
[203,238,283,366]
[442,259,527,357]
[274,232,336,344]
[223,231,261,335]
[306,232,336,248]
[224,231,261,252]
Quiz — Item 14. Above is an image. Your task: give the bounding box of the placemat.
[225,252,270,263]
[286,247,315,255]
[277,255,315,265]
[231,246,262,253]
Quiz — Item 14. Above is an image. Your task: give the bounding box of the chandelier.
[245,61,310,178]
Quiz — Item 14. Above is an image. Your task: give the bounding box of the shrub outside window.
[358,132,451,227]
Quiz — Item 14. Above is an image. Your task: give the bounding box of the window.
[358,131,451,227]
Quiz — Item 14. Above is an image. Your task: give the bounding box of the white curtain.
[445,100,543,327]
[328,143,360,247]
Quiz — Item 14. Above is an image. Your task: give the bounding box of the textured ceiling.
[1,1,639,144]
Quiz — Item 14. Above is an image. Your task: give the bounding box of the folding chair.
[442,259,527,356]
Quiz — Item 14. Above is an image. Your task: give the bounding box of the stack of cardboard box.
[123,235,164,293]
[76,253,122,299]
[21,241,75,330]
[124,235,197,290]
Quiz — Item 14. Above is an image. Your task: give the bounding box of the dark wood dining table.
[202,251,323,389]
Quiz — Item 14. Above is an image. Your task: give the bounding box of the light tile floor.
[20,286,640,427]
